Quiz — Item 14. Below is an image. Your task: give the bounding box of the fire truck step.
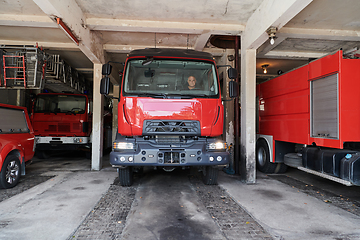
[298,167,353,186]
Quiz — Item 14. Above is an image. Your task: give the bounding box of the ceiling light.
[270,37,275,45]
[262,64,269,74]
[267,27,277,45]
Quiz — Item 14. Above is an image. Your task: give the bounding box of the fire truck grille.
[156,136,182,144]
[58,123,71,132]
[143,120,200,135]
[43,123,79,133]
[45,125,57,132]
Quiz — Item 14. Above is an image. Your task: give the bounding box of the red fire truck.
[100,48,237,186]
[0,103,35,188]
[31,93,92,158]
[257,50,360,186]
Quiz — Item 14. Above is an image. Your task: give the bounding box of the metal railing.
[0,46,46,89]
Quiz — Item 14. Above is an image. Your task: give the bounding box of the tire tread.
[118,167,133,186]
[202,166,219,185]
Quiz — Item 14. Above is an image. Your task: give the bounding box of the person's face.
[188,77,196,88]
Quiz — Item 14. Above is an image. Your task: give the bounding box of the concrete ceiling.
[1,0,360,88]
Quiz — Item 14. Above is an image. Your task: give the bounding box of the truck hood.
[122,97,222,136]
[32,113,85,136]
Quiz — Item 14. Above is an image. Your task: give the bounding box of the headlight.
[113,142,134,150]
[207,141,226,151]
[74,138,83,143]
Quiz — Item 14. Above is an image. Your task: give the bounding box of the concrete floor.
[1,153,360,240]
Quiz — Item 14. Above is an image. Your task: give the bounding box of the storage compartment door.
[311,73,339,139]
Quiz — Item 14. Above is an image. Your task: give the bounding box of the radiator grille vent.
[143,120,200,135]
[58,123,71,132]
[42,123,80,133]
[156,136,182,144]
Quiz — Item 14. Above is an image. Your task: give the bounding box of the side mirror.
[102,63,112,76]
[229,81,239,98]
[100,77,110,95]
[227,67,237,79]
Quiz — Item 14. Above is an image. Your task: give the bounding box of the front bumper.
[109,139,229,167]
[35,136,90,144]
[35,136,90,151]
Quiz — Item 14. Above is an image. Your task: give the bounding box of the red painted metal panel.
[118,97,223,137]
[259,65,309,100]
[0,103,35,170]
[258,65,310,144]
[259,50,360,159]
[338,57,360,142]
[309,51,341,80]
[260,113,309,145]
[260,89,309,117]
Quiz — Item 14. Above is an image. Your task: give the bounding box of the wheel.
[202,166,218,185]
[118,167,133,186]
[256,139,287,173]
[0,155,21,189]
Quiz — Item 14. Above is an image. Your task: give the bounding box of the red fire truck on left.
[31,93,92,158]
[0,103,35,189]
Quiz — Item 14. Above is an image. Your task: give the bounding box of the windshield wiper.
[164,93,194,99]
[134,93,167,99]
[177,94,211,98]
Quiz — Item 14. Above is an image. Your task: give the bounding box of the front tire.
[0,155,21,189]
[118,167,133,186]
[256,139,287,173]
[202,166,218,185]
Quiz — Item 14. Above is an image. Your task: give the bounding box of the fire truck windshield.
[123,59,219,98]
[34,95,86,114]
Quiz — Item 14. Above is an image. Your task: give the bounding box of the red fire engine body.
[257,50,360,185]
[101,48,237,186]
[31,93,92,158]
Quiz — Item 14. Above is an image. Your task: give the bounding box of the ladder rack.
[0,46,46,89]
[2,55,26,88]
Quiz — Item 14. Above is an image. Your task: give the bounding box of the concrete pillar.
[240,43,256,183]
[91,63,104,170]
[112,84,119,142]
[237,0,312,183]
[219,49,235,146]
